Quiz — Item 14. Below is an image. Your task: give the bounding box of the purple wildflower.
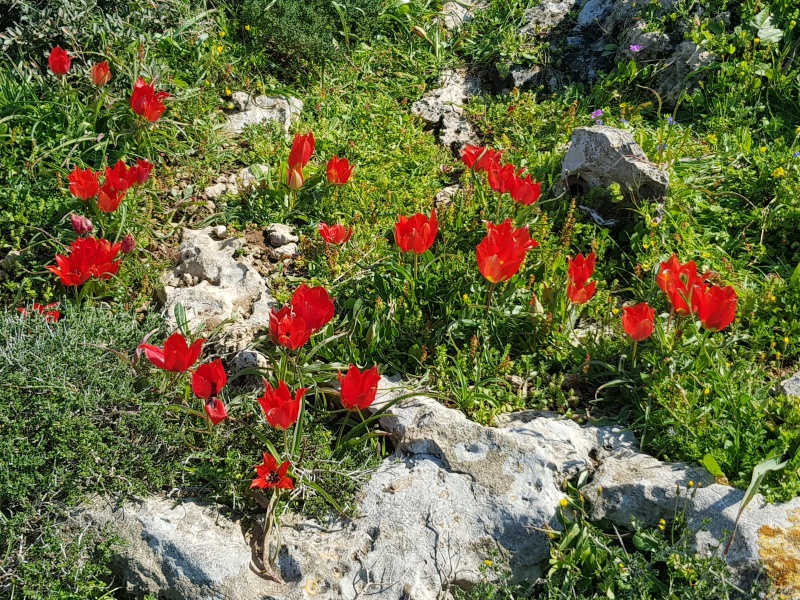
[590,109,604,119]
[629,45,643,52]
[667,116,675,126]
[794,151,800,158]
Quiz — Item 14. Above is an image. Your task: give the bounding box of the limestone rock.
[656,41,716,104]
[562,125,669,199]
[583,450,800,595]
[266,223,298,247]
[224,94,303,136]
[269,243,298,261]
[576,0,614,28]
[159,227,274,353]
[434,184,461,207]
[411,69,481,155]
[520,0,577,34]
[780,371,800,398]
[615,20,673,62]
[442,0,487,29]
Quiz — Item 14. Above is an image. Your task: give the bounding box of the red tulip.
[474,148,503,173]
[258,380,306,430]
[326,156,354,185]
[318,222,353,245]
[338,365,381,411]
[97,183,126,213]
[476,219,538,284]
[68,167,99,200]
[192,359,228,400]
[46,236,122,287]
[90,61,111,86]
[70,213,94,235]
[138,331,204,373]
[250,454,294,490]
[121,234,135,254]
[694,285,738,332]
[510,174,541,206]
[288,132,314,170]
[130,78,169,123]
[621,302,655,341]
[291,284,335,333]
[395,210,438,254]
[461,145,486,169]
[105,160,138,192]
[657,255,705,317]
[48,47,71,76]
[269,306,313,351]
[17,303,60,324]
[134,159,154,184]
[487,163,520,195]
[567,252,597,305]
[204,398,228,426]
[287,167,304,191]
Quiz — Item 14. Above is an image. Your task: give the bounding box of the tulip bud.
[121,233,135,254]
[90,61,111,86]
[70,213,94,235]
[287,168,304,191]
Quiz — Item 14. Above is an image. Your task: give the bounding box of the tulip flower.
[694,285,738,332]
[288,132,314,170]
[395,210,438,254]
[17,303,61,324]
[70,213,94,235]
[258,380,306,430]
[90,61,111,86]
[105,160,138,192]
[269,306,313,351]
[250,454,294,490]
[326,156,354,185]
[138,332,205,373]
[204,398,228,426]
[338,365,381,411]
[121,234,135,254]
[473,148,503,173]
[291,284,335,333]
[510,174,541,206]
[97,183,126,213]
[134,159,154,184]
[68,167,99,200]
[621,302,655,341]
[130,78,169,123]
[46,236,122,287]
[318,222,353,245]
[287,167,304,191]
[476,219,538,284]
[487,163,520,195]
[657,255,704,316]
[48,47,71,76]
[461,145,486,169]
[567,252,597,305]
[192,359,228,400]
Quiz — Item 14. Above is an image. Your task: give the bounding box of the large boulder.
[158,227,274,354]
[562,125,669,200]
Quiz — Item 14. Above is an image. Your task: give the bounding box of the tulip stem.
[413,253,418,283]
[495,192,503,223]
[485,283,496,317]
[631,340,638,370]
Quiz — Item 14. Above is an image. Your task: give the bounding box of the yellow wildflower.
[771,167,786,178]
[759,146,767,153]
[703,388,710,396]
[216,45,223,53]
[776,351,782,360]
[484,559,493,567]
[783,337,789,345]
[245,24,251,31]
[219,30,226,38]
[559,498,569,508]
[688,481,694,488]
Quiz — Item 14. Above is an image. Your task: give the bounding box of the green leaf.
[749,9,783,43]
[790,260,800,288]
[701,454,725,478]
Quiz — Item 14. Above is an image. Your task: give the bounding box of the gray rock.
[0,249,21,271]
[509,64,542,90]
[269,243,299,261]
[655,41,716,104]
[266,223,298,247]
[224,94,303,136]
[520,0,577,34]
[434,184,461,208]
[442,0,487,29]
[583,450,800,595]
[562,126,669,199]
[780,371,800,398]
[159,227,274,354]
[203,182,235,200]
[212,225,228,240]
[615,21,673,62]
[576,0,614,28]
[411,69,481,155]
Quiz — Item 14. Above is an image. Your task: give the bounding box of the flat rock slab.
[225,93,303,136]
[79,379,799,598]
[159,227,274,353]
[562,125,669,199]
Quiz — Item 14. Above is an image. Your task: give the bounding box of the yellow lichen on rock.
[758,509,800,599]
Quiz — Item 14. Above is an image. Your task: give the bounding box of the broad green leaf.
[749,9,783,43]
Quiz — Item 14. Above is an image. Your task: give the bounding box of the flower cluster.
[269,284,336,350]
[462,145,541,206]
[46,237,124,287]
[68,159,152,212]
